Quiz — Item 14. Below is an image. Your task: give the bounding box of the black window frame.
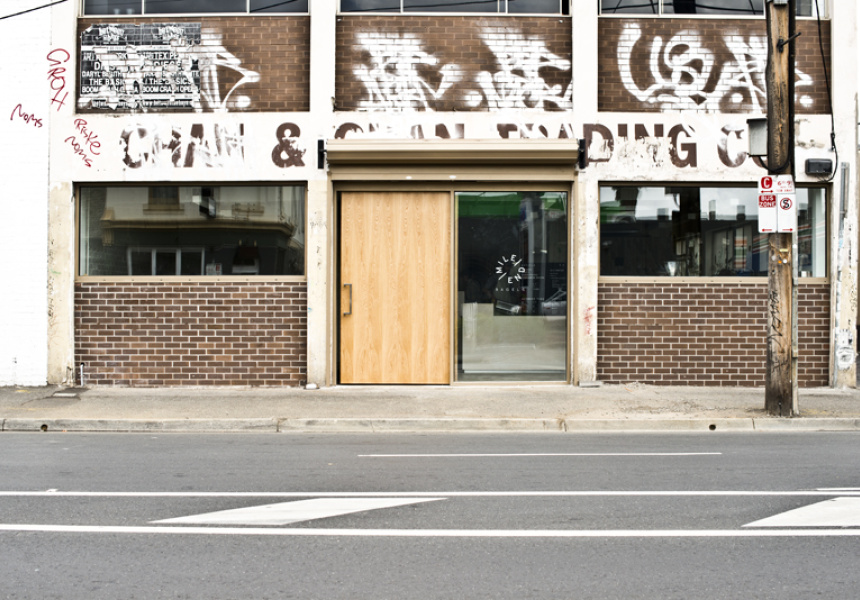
[339,0,570,15]
[82,0,310,16]
[598,0,819,17]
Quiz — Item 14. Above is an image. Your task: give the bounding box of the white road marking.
[359,453,723,458]
[153,498,443,526]
[2,491,860,498]
[744,497,860,528]
[2,524,860,537]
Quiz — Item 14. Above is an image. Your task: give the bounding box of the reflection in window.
[341,0,569,14]
[600,0,815,16]
[83,0,309,14]
[79,186,305,276]
[599,186,825,277]
[457,191,567,382]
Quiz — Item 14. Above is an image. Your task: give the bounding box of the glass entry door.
[456,191,568,381]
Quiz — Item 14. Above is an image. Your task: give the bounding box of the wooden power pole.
[765,0,797,416]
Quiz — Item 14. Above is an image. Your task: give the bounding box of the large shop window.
[599,0,815,17]
[340,0,569,15]
[83,0,309,15]
[600,186,825,278]
[79,185,305,277]
[457,191,568,382]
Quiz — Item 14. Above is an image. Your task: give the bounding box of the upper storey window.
[599,0,816,17]
[83,0,309,14]
[340,0,569,14]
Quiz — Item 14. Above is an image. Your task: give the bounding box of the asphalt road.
[2,432,859,599]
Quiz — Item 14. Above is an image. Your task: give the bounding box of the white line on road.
[2,490,860,497]
[744,498,860,528]
[358,453,724,458]
[2,524,860,538]
[154,498,444,526]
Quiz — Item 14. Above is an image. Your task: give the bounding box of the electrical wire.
[0,0,67,21]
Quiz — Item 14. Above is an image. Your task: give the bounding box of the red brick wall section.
[599,18,831,114]
[597,282,830,387]
[75,281,307,386]
[337,16,572,111]
[77,17,310,113]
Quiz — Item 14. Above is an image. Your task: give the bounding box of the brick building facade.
[1,1,857,390]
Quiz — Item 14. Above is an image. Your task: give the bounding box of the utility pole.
[764,0,798,416]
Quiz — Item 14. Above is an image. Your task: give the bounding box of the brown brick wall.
[597,282,830,386]
[336,16,572,111]
[77,17,310,112]
[599,18,831,114]
[75,281,307,386]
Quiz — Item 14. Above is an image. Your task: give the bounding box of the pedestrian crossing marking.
[744,497,860,528]
[152,497,445,526]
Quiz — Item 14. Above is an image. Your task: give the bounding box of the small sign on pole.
[758,175,796,233]
[758,175,777,232]
[777,193,797,232]
[775,175,796,233]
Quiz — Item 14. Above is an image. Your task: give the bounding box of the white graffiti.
[120,122,244,169]
[353,28,571,111]
[354,32,460,111]
[472,29,572,110]
[618,23,813,111]
[79,24,259,113]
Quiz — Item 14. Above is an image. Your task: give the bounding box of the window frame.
[76,183,308,282]
[338,0,570,16]
[80,0,310,16]
[597,0,825,18]
[597,182,829,283]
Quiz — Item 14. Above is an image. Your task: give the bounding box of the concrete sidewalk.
[2,383,860,433]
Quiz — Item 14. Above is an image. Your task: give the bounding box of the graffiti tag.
[47,49,71,111]
[617,23,814,111]
[473,29,571,110]
[10,104,43,128]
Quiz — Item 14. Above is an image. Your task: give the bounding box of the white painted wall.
[0,1,51,385]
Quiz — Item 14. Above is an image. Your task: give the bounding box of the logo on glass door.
[495,254,526,291]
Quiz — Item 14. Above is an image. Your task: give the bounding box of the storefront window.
[457,191,567,381]
[79,185,305,276]
[599,0,815,17]
[340,0,569,14]
[82,0,309,15]
[599,186,825,277]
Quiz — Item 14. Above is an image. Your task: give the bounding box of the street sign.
[774,174,795,194]
[758,175,796,233]
[758,176,777,232]
[758,193,777,232]
[777,193,797,232]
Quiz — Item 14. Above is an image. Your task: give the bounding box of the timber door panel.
[340,192,450,384]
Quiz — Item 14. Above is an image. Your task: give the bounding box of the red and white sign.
[774,174,795,194]
[758,176,774,193]
[758,176,777,232]
[758,175,796,233]
[758,193,777,232]
[777,193,797,232]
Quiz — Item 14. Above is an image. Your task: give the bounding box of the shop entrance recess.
[327,138,580,385]
[339,192,451,384]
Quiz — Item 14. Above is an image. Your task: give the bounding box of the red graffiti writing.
[73,119,102,156]
[47,49,71,112]
[10,104,43,128]
[65,136,93,168]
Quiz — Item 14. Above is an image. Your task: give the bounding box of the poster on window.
[79,23,202,110]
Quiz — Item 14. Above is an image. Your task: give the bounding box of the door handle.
[343,283,352,316]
